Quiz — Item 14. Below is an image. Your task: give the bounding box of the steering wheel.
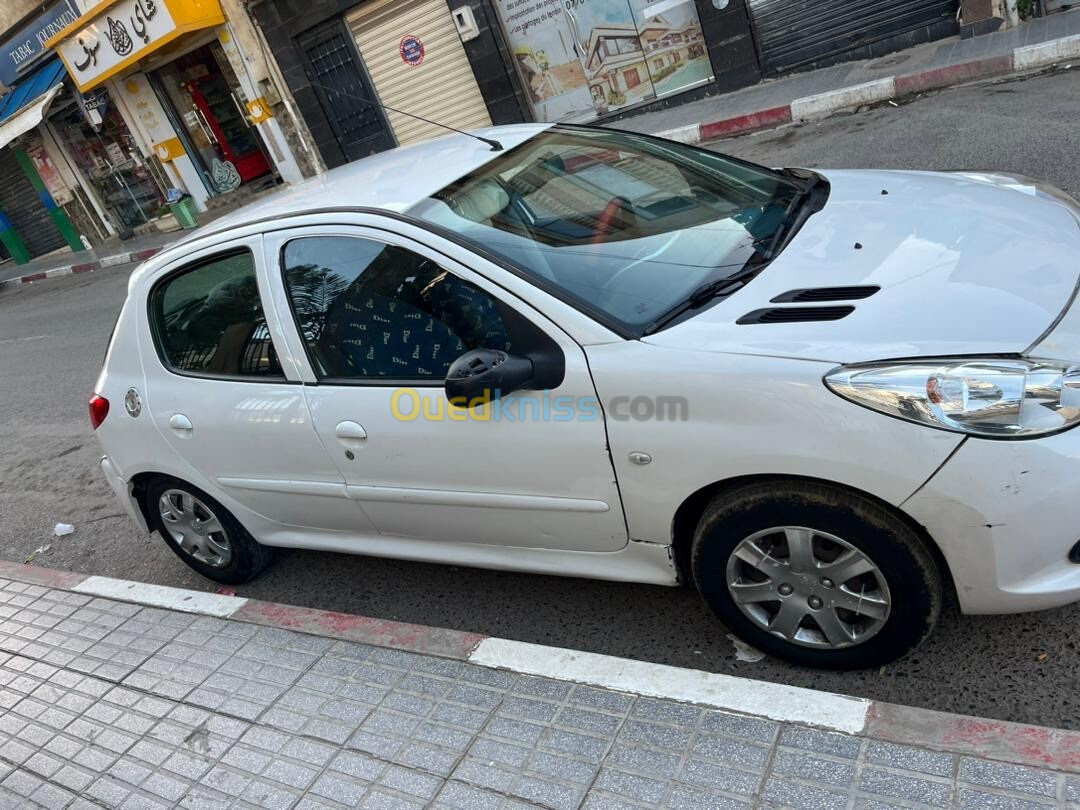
[592,196,634,245]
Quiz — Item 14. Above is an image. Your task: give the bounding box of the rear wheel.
[145,477,272,585]
[691,480,941,669]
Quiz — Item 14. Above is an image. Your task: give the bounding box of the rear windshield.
[408,125,799,331]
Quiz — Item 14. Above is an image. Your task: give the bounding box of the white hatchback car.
[93,123,1080,669]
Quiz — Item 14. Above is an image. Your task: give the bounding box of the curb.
[0,246,163,290]
[1,558,1077,773]
[654,33,1080,145]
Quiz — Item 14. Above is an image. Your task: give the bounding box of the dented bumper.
[903,431,1080,614]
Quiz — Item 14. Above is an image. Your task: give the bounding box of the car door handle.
[169,414,193,432]
[335,421,367,442]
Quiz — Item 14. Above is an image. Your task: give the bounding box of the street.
[3,69,1079,731]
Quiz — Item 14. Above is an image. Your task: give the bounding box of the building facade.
[0,0,317,263]
[250,0,960,172]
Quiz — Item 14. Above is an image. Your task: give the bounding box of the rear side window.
[150,251,283,378]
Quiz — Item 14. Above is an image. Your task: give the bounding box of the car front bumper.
[903,429,1080,614]
[100,456,148,534]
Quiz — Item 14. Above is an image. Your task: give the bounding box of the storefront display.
[494,0,712,122]
[152,43,272,194]
[51,101,168,233]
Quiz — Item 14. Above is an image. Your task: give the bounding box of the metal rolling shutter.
[0,150,65,259]
[748,0,959,76]
[346,0,491,147]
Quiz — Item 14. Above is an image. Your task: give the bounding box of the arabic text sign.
[55,0,176,91]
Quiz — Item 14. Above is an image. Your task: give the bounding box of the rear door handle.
[169,413,193,432]
[335,420,367,443]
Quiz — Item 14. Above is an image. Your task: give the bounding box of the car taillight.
[89,394,109,430]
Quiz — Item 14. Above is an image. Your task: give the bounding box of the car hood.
[645,169,1080,364]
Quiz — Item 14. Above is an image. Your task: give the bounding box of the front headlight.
[825,359,1080,438]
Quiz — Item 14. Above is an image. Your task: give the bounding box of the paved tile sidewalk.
[0,577,1075,809]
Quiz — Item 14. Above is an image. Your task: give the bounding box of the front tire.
[691,480,941,669]
[145,476,273,585]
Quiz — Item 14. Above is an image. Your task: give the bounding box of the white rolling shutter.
[346,0,492,146]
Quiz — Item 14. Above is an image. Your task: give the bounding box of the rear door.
[140,235,375,534]
[263,224,628,551]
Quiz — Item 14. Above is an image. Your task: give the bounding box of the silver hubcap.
[725,526,891,649]
[158,489,232,568]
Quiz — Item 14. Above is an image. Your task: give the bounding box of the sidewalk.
[617,9,1080,145]
[0,561,1077,809]
[0,230,181,289]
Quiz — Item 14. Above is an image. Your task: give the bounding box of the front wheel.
[691,480,941,669]
[145,477,273,585]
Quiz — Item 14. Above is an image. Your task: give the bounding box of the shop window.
[52,103,168,233]
[493,0,713,122]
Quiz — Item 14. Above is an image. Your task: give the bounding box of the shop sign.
[0,0,79,89]
[399,35,426,67]
[48,0,226,93]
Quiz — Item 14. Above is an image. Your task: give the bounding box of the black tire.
[145,476,273,585]
[691,480,941,669]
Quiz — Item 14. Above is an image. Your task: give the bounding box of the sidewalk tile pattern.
[0,578,1074,809]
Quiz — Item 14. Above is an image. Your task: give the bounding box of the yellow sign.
[152,136,185,162]
[47,0,225,93]
[246,97,273,124]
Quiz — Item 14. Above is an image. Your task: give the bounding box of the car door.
[140,235,377,535]
[262,225,628,551]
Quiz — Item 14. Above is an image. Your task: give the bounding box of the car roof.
[178,124,551,245]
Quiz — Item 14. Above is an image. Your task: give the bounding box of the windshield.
[408,125,803,331]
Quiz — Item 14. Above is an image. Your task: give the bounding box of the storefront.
[48,93,170,235]
[492,0,714,122]
[746,0,959,76]
[251,0,762,169]
[48,0,304,214]
[149,40,275,195]
[0,1,95,262]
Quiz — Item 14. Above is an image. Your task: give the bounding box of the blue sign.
[399,35,426,67]
[1,0,79,89]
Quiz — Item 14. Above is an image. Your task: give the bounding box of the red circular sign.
[399,35,425,67]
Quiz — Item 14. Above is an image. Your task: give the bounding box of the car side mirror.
[445,349,534,405]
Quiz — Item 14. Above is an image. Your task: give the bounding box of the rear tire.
[145,476,272,585]
[691,480,941,669]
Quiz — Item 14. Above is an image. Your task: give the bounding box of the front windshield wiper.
[641,173,828,336]
[762,173,822,261]
[641,262,765,335]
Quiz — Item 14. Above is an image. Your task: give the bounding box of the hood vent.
[737,306,855,325]
[770,286,880,303]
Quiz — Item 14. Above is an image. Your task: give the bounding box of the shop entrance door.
[494,0,712,122]
[154,43,274,194]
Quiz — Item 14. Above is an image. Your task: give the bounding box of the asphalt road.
[3,69,1080,730]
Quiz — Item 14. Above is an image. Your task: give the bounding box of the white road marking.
[73,576,247,617]
[470,637,870,734]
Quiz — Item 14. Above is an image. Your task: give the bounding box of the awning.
[0,59,66,151]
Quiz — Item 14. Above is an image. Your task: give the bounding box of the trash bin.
[169,195,199,229]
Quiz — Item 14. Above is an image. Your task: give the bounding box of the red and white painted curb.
[0,246,163,290]
[655,33,1080,145]
[0,559,1077,773]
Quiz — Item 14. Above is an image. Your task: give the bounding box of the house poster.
[492,0,711,122]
